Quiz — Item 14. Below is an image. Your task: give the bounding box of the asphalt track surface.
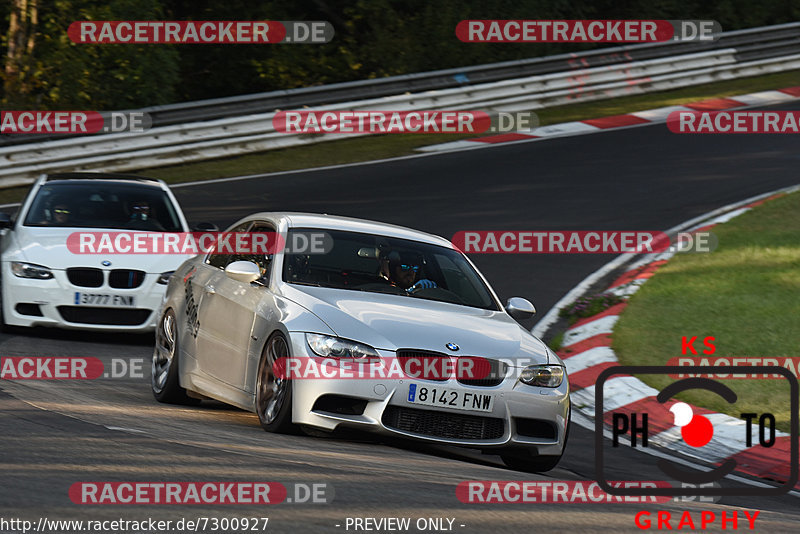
[2,100,800,533]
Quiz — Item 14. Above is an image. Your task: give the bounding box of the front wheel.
[151,309,198,405]
[0,280,6,333]
[501,452,563,473]
[0,277,11,333]
[255,332,295,433]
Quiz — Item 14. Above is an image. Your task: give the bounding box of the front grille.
[57,306,151,326]
[515,418,558,440]
[67,268,103,287]
[382,406,504,440]
[457,358,507,387]
[396,349,450,381]
[109,269,146,289]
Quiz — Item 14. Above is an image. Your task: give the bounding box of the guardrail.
[1,22,798,187]
[4,21,798,146]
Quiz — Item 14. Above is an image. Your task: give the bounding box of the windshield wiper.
[288,280,323,287]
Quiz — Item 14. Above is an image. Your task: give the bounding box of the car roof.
[44,172,164,188]
[248,212,455,249]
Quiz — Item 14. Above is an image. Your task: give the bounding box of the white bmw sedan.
[153,212,571,472]
[0,172,195,332]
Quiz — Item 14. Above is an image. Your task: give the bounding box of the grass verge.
[548,332,565,353]
[613,191,800,432]
[0,69,797,208]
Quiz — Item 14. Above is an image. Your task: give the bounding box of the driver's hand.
[406,279,437,293]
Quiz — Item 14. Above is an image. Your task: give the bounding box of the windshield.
[23,181,182,231]
[283,228,499,310]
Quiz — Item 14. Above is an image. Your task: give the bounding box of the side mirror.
[193,222,218,232]
[0,212,12,229]
[505,297,536,320]
[225,260,261,283]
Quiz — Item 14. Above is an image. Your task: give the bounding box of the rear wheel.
[255,333,295,433]
[151,309,198,404]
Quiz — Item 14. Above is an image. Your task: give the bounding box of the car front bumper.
[287,332,570,456]
[2,263,165,332]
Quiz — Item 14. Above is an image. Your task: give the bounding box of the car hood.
[5,227,194,273]
[281,284,550,365]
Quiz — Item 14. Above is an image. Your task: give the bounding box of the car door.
[195,221,274,389]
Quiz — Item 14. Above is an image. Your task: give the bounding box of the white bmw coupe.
[0,172,199,332]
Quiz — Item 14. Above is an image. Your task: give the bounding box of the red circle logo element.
[681,414,714,447]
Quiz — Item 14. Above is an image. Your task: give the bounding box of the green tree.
[4,0,39,106]
[3,0,800,108]
[3,0,179,110]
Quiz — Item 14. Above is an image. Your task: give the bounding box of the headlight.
[519,365,564,388]
[156,271,174,285]
[11,261,54,280]
[306,333,380,361]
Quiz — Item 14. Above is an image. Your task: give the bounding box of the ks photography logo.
[594,366,798,497]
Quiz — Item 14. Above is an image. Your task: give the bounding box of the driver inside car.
[124,199,164,230]
[379,250,438,293]
[52,202,73,226]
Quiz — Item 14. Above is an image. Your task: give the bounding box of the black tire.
[0,278,22,334]
[255,332,296,433]
[151,309,198,405]
[299,425,334,438]
[501,452,563,473]
[0,278,7,333]
[501,405,571,473]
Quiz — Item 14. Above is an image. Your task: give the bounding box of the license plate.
[74,292,136,307]
[406,384,494,413]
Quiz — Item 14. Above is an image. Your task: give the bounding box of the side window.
[245,223,276,282]
[13,183,38,225]
[205,221,276,283]
[434,253,485,307]
[206,221,252,269]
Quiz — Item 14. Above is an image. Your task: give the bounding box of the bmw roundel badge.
[446,342,459,352]
[102,260,112,266]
